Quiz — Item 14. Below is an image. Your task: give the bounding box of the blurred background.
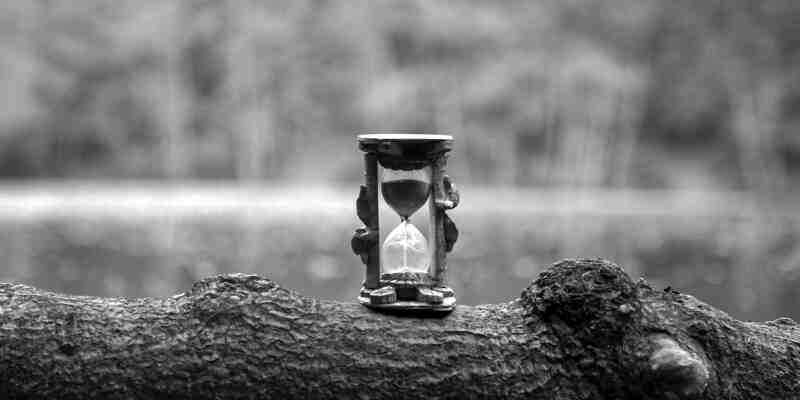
[0,0,798,320]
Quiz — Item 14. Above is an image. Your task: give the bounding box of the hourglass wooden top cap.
[358,133,453,142]
[358,134,453,170]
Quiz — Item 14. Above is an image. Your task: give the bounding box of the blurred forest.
[0,0,799,187]
[0,1,799,321]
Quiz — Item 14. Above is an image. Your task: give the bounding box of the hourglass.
[352,133,459,312]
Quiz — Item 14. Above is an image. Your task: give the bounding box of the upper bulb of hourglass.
[381,168,431,220]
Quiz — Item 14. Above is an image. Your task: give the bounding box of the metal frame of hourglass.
[351,133,459,312]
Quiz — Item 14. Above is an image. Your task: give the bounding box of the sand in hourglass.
[381,179,431,273]
[381,179,430,219]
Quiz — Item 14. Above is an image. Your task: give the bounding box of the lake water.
[0,182,797,321]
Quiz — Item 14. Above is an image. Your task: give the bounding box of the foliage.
[0,0,798,188]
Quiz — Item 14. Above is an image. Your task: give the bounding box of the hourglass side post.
[429,155,447,286]
[363,152,381,289]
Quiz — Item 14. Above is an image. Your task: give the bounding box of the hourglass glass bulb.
[381,168,430,220]
[382,220,429,274]
[380,167,431,274]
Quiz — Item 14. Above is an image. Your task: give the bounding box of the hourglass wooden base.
[358,273,455,312]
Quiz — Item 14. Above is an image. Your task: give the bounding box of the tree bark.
[0,258,798,399]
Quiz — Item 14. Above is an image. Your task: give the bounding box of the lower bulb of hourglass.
[382,220,429,274]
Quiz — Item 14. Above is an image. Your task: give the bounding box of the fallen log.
[0,258,797,399]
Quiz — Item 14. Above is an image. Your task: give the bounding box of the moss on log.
[0,258,798,399]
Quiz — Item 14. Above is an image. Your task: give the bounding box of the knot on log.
[181,274,299,322]
[188,273,280,296]
[521,258,640,345]
[637,334,710,398]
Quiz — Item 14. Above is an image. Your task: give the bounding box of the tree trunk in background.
[609,90,639,189]
[730,77,786,319]
[233,51,269,181]
[732,78,786,192]
[162,1,191,180]
[1,258,799,399]
[226,12,272,182]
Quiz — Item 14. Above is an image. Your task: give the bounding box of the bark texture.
[0,258,798,399]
